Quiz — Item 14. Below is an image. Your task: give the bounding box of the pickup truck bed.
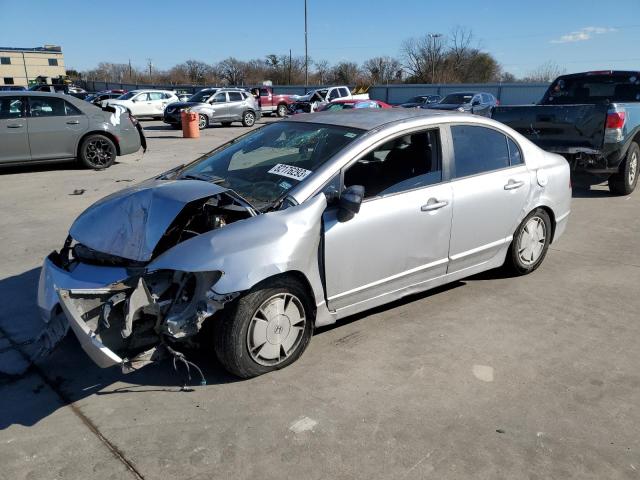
[492,71,640,194]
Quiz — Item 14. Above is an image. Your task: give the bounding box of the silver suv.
[166,88,261,130]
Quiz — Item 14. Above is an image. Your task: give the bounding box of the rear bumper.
[117,122,144,156]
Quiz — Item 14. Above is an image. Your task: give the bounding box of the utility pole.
[304,0,308,88]
[289,49,292,85]
[428,33,442,84]
[128,59,132,80]
[146,58,153,81]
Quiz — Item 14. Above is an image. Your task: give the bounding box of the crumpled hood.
[70,180,228,262]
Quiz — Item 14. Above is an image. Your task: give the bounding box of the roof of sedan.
[285,108,456,130]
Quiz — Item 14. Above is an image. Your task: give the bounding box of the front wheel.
[213,277,313,378]
[242,111,256,127]
[609,142,639,195]
[505,208,552,275]
[79,134,116,169]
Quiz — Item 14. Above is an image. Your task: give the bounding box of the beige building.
[0,45,66,87]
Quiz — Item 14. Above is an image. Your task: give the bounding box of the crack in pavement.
[0,325,145,480]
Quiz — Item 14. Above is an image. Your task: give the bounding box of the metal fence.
[79,80,550,105]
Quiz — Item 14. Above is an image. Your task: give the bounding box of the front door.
[27,96,88,160]
[324,128,453,313]
[447,124,531,272]
[207,92,229,121]
[148,91,169,116]
[0,96,30,163]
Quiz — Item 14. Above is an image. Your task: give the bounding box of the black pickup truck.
[493,71,640,194]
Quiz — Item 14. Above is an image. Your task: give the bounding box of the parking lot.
[1,118,639,479]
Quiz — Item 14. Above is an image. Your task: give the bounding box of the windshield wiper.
[180,172,225,183]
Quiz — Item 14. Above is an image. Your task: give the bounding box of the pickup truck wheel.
[242,111,256,127]
[79,134,116,169]
[277,104,288,117]
[213,277,313,378]
[609,142,639,195]
[506,208,551,275]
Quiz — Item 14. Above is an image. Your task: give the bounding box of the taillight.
[606,111,626,129]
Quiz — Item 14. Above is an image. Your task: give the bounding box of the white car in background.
[104,90,179,119]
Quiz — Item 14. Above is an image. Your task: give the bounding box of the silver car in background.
[37,109,571,378]
[188,88,261,129]
[1,92,145,169]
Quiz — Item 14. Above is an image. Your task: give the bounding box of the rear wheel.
[198,114,208,130]
[609,142,639,195]
[277,103,288,117]
[242,111,256,127]
[213,277,313,378]
[79,134,116,169]
[506,208,552,275]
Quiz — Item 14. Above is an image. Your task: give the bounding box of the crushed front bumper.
[38,254,130,368]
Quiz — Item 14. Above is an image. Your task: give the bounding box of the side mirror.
[337,185,364,222]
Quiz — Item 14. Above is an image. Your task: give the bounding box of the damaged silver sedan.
[38,109,571,378]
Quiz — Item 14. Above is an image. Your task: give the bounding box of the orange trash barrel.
[181,111,200,138]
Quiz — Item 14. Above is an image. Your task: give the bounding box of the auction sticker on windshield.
[268,163,313,181]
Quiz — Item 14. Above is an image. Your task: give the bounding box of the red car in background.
[318,99,392,111]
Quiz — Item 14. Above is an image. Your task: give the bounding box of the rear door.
[259,87,273,111]
[148,92,167,116]
[447,124,531,272]
[0,96,30,163]
[226,91,245,119]
[27,96,88,160]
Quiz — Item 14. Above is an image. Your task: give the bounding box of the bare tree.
[523,61,566,82]
[216,57,247,85]
[331,62,361,84]
[401,34,445,83]
[313,59,331,85]
[362,56,402,84]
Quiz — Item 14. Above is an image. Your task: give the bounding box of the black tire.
[241,110,256,127]
[213,277,314,378]
[221,122,232,127]
[198,114,208,130]
[608,141,639,195]
[78,134,116,169]
[276,103,288,117]
[505,208,552,275]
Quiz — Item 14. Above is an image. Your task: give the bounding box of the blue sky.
[1,0,638,77]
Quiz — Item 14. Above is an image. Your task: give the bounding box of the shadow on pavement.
[0,267,239,429]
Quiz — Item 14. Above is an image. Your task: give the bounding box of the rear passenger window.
[29,97,66,117]
[507,137,523,165]
[344,129,442,199]
[228,92,243,102]
[451,125,510,178]
[148,92,163,101]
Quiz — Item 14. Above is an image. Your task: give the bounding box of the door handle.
[421,198,449,212]
[504,179,525,190]
[66,120,80,125]
[7,124,23,128]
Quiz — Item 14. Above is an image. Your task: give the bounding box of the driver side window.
[134,93,149,102]
[212,92,227,103]
[343,129,442,199]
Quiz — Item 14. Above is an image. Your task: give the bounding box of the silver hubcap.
[628,152,638,185]
[85,138,113,167]
[247,293,306,366]
[245,113,254,125]
[199,115,207,129]
[518,216,547,266]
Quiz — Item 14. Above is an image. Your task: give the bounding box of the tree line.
[71,28,564,86]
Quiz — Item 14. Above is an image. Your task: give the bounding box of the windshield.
[441,94,473,104]
[117,91,137,100]
[543,74,640,105]
[179,122,364,210]
[189,90,215,103]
